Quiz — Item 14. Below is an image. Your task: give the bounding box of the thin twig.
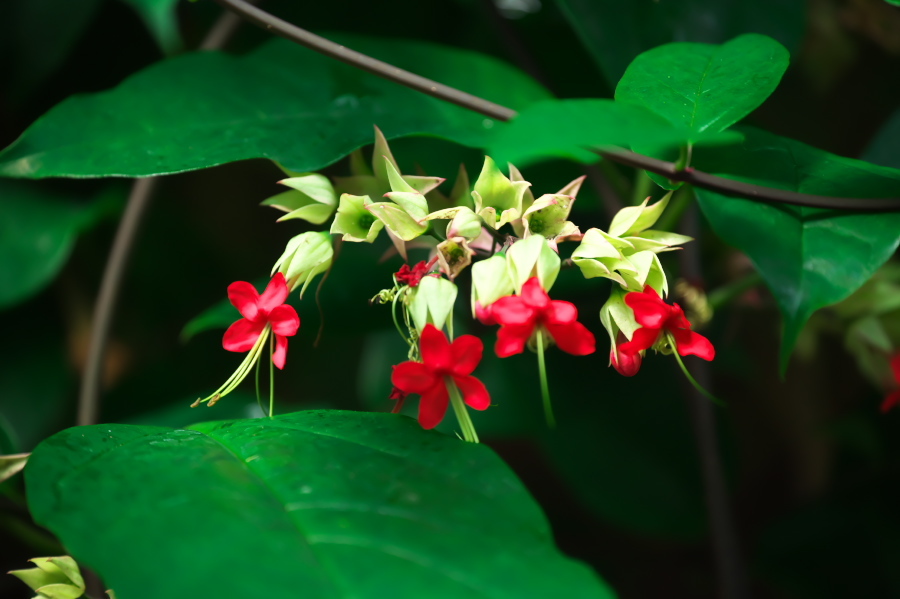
[210,0,900,211]
[78,6,253,427]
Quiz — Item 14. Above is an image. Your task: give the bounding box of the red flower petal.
[227,281,260,321]
[418,381,450,429]
[618,326,660,355]
[223,318,265,352]
[520,277,551,310]
[495,323,533,357]
[272,334,289,369]
[450,335,483,376]
[882,390,900,413]
[258,273,290,314]
[545,300,578,325]
[454,374,490,410]
[625,289,670,329]
[391,361,437,394]
[611,345,642,376]
[891,354,900,384]
[419,324,452,371]
[475,302,497,326]
[269,304,300,337]
[671,328,715,361]
[491,295,534,325]
[545,321,596,356]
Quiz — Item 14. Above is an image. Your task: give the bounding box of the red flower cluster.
[395,258,437,288]
[618,286,714,366]
[223,273,300,369]
[391,324,490,429]
[489,277,595,358]
[881,354,900,413]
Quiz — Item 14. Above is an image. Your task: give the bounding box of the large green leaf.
[0,181,119,309]
[119,0,183,55]
[864,107,900,169]
[26,410,614,599]
[615,34,789,143]
[693,128,900,370]
[0,35,550,179]
[558,0,804,89]
[487,99,742,168]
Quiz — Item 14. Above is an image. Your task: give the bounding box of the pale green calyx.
[608,191,672,237]
[424,206,483,241]
[471,156,531,229]
[506,235,560,292]
[573,191,689,296]
[10,556,86,599]
[367,159,431,241]
[261,173,336,225]
[471,253,514,316]
[409,276,458,333]
[333,126,444,198]
[330,193,384,243]
[522,193,580,244]
[436,236,475,280]
[599,286,640,359]
[271,231,333,298]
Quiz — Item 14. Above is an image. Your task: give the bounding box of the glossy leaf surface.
[26,411,614,599]
[488,99,742,167]
[558,0,803,88]
[0,35,550,179]
[693,128,900,369]
[616,34,789,142]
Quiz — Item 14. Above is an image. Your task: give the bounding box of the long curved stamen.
[195,325,272,406]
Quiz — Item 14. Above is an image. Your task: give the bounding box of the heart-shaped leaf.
[25,410,614,599]
[693,128,900,371]
[0,35,549,179]
[615,34,789,143]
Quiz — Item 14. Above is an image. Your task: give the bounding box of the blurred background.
[2,0,900,597]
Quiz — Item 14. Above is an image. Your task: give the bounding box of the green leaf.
[616,35,789,143]
[25,411,614,599]
[119,0,183,55]
[864,107,900,169]
[488,99,740,168]
[0,35,550,179]
[558,0,804,89]
[693,127,900,370]
[0,181,120,309]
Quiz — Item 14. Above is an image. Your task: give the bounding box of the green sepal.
[608,191,672,237]
[367,202,428,241]
[0,452,29,484]
[522,193,580,242]
[472,156,531,229]
[599,286,641,359]
[506,235,560,292]
[624,230,693,253]
[271,231,333,298]
[471,253,515,316]
[424,206,483,241]
[436,237,475,281]
[572,228,627,285]
[260,173,337,225]
[408,276,458,333]
[330,193,384,243]
[10,556,85,599]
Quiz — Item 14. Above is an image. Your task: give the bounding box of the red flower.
[881,354,900,413]
[223,273,300,369]
[611,331,642,376]
[619,286,714,361]
[490,277,595,358]
[395,258,437,288]
[388,386,408,414]
[391,324,490,429]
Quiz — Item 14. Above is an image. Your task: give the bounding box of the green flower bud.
[408,276,458,333]
[506,235,560,292]
[271,231,333,298]
[471,156,531,229]
[10,556,85,599]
